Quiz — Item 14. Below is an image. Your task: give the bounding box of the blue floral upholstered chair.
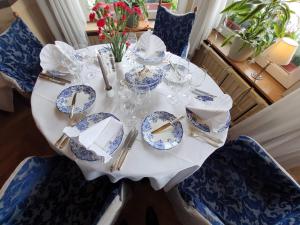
[0,17,43,94]
[153,5,196,58]
[167,136,300,225]
[0,155,128,225]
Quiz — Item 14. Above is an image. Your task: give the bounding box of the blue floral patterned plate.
[186,108,231,133]
[141,111,183,150]
[70,113,124,161]
[56,85,96,114]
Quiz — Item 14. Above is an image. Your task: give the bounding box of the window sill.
[206,29,286,103]
[86,20,155,36]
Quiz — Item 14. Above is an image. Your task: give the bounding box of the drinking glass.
[117,82,137,126]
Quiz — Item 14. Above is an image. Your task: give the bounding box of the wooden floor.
[1,93,299,225]
[0,92,182,225]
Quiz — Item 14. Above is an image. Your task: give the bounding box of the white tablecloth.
[31,45,228,191]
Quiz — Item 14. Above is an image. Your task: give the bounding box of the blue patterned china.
[141,111,183,150]
[56,85,96,114]
[186,108,231,133]
[125,66,165,93]
[70,113,124,161]
[195,95,214,102]
[134,48,166,65]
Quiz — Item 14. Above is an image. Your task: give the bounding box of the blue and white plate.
[56,85,96,114]
[186,108,231,133]
[70,113,124,161]
[134,49,166,65]
[141,111,183,150]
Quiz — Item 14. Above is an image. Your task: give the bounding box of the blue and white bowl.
[125,67,165,93]
[141,111,183,150]
[56,85,96,114]
[70,113,124,161]
[186,108,231,133]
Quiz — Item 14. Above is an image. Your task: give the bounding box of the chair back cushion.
[0,18,42,92]
[153,6,195,56]
[0,155,122,225]
[178,136,300,225]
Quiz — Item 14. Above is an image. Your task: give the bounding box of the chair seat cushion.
[0,18,43,93]
[153,6,195,57]
[178,136,300,225]
[0,155,122,225]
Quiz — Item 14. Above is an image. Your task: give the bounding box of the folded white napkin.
[136,31,166,57]
[40,44,77,76]
[63,116,123,163]
[186,93,233,133]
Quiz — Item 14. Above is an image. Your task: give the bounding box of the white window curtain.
[37,0,89,49]
[229,88,300,170]
[188,0,229,56]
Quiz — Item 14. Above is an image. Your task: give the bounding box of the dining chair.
[153,3,196,58]
[0,17,43,94]
[0,155,128,225]
[167,136,300,225]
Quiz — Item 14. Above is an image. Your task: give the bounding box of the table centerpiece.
[89,1,142,80]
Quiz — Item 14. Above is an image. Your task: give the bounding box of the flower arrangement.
[89,1,142,62]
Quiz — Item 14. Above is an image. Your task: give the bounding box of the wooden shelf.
[206,30,286,103]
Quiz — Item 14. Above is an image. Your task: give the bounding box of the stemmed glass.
[117,81,138,127]
[164,57,192,104]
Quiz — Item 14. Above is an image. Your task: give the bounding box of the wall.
[0,7,14,33]
[11,0,54,44]
[0,0,54,44]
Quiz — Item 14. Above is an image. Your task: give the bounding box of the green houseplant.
[221,0,296,61]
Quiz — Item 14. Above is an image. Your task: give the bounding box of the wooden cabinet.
[193,43,268,126]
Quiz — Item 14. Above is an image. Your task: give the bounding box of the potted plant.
[161,0,173,9]
[221,0,293,62]
[123,0,148,28]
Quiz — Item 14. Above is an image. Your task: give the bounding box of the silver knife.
[110,129,136,172]
[69,93,77,119]
[39,74,66,85]
[117,129,138,170]
[40,73,71,84]
[192,88,217,98]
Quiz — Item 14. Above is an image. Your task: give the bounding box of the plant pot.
[161,2,172,9]
[228,36,254,62]
[127,14,139,28]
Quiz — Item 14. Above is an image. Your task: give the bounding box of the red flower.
[121,15,127,22]
[89,12,96,22]
[99,34,106,41]
[122,31,127,36]
[92,2,104,11]
[97,18,106,28]
[133,6,142,16]
[104,4,110,11]
[126,41,130,49]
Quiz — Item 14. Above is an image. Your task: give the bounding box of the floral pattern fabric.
[178,136,300,225]
[153,6,195,57]
[0,155,122,225]
[0,18,43,93]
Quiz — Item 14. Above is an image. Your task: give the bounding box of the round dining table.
[31,44,228,191]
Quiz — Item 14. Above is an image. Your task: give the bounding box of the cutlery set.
[111,128,138,172]
[39,72,71,85]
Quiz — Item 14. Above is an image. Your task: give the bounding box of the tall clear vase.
[115,62,125,90]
